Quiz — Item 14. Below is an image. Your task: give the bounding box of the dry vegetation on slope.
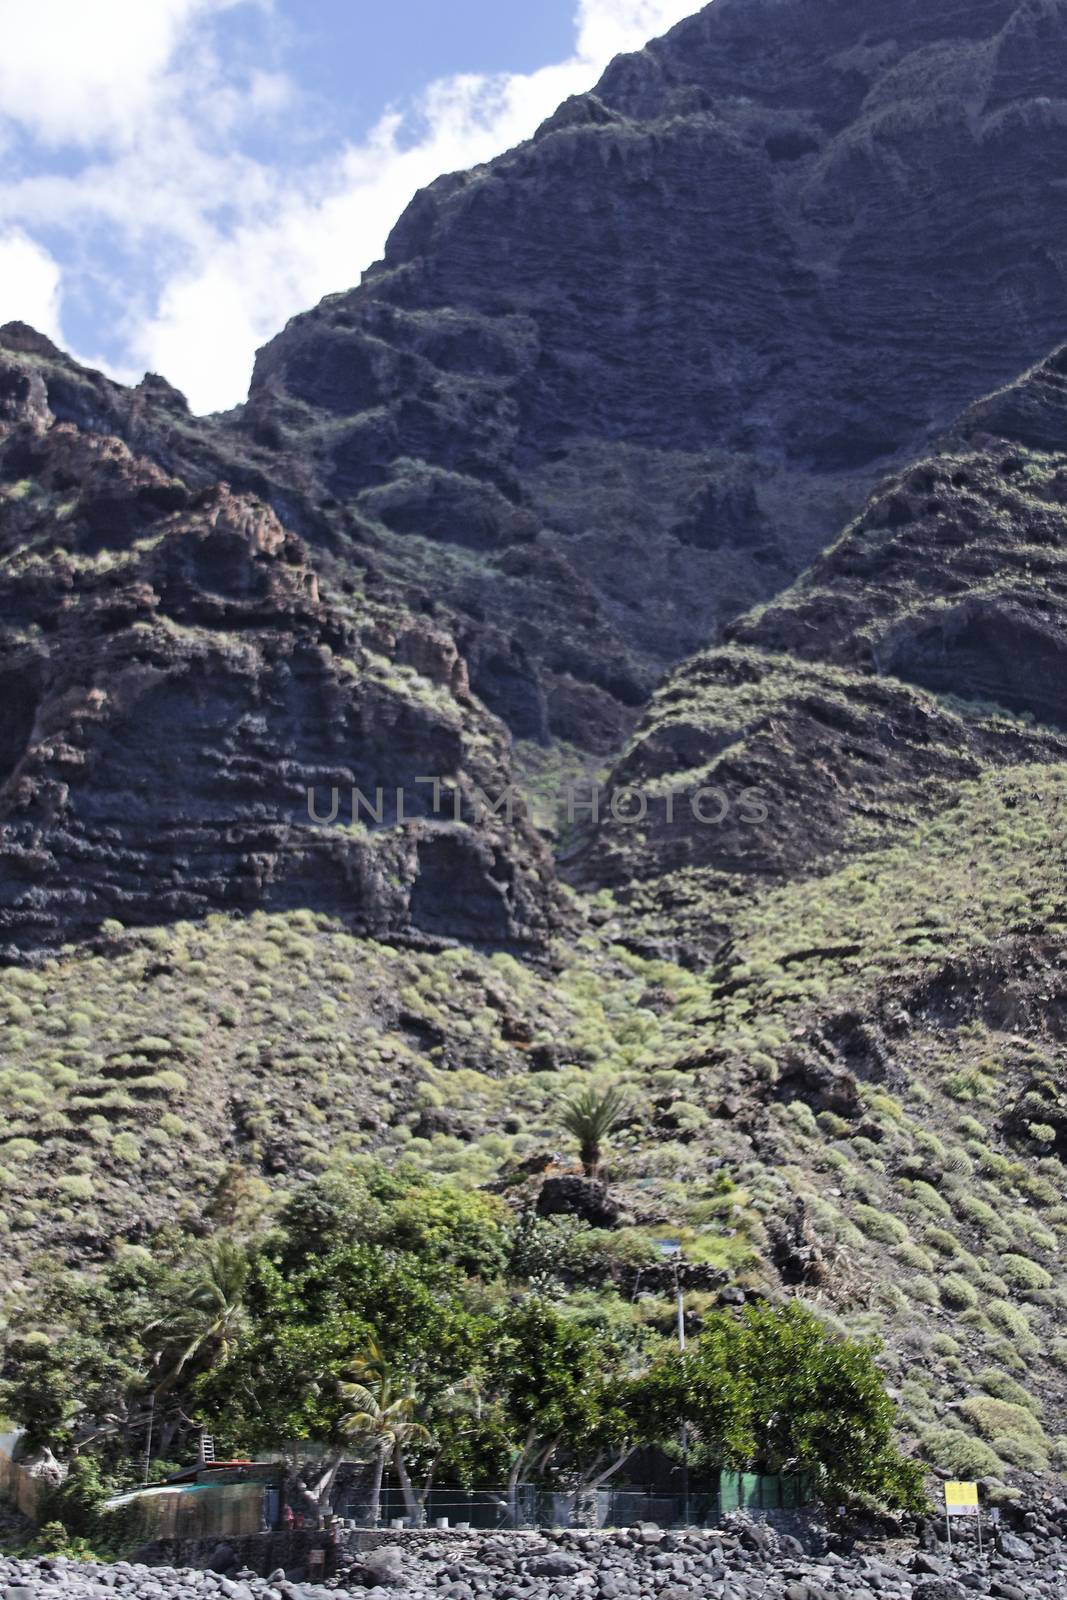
[6,764,1067,1491]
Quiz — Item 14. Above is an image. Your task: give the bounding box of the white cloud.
[0,0,233,147]
[576,0,696,64]
[0,229,64,341]
[0,0,702,412]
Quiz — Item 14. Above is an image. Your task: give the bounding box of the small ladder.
[199,1432,216,1465]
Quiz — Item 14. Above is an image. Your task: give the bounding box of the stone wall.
[132,1529,336,1579]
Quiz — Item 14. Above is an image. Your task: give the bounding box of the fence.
[720,1471,815,1512]
[1,1429,812,1542]
[339,1473,813,1531]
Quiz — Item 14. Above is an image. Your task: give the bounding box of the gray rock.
[525,1553,585,1578]
[998,1532,1036,1562]
[356,1547,407,1590]
[911,1581,968,1600]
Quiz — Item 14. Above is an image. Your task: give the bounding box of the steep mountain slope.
[236,0,1067,747]
[731,346,1067,719]
[575,344,1067,958]
[4,775,1067,1490]
[7,0,1067,1502]
[0,331,560,957]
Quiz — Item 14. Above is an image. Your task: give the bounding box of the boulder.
[997,1531,1036,1561]
[355,1547,407,1589]
[535,1175,619,1228]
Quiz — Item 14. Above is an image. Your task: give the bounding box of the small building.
[107,1462,283,1541]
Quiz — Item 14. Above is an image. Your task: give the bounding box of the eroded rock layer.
[237,0,1067,746]
[0,337,560,955]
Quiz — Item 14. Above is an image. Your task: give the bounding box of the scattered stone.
[996,1532,1035,1562]
[5,1516,1067,1600]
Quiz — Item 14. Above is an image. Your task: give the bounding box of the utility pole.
[656,1241,690,1525]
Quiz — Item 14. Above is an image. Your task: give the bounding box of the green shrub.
[959,1396,1047,1464]
[920,1426,1003,1478]
[939,1274,977,1310]
[976,1370,1041,1411]
[991,1434,1048,1471]
[987,1300,1032,1340]
[912,1182,953,1218]
[55,1175,93,1201]
[931,1334,961,1357]
[854,1205,909,1245]
[998,1253,1052,1291]
[955,1194,1010,1242]
[894,1241,934,1271]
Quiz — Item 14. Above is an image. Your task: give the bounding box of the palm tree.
[150,1238,251,1382]
[558,1084,629,1179]
[140,1238,251,1473]
[339,1341,431,1526]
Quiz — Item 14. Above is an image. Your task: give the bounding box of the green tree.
[489,1299,639,1524]
[192,1245,488,1489]
[340,1340,432,1525]
[558,1085,629,1179]
[147,1239,251,1385]
[652,1303,926,1511]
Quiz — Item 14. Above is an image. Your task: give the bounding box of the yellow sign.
[945,1481,979,1516]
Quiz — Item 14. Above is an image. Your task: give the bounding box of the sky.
[0,0,700,414]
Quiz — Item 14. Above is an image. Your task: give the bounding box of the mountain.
[233,0,1067,749]
[571,344,1067,957]
[0,327,560,957]
[6,0,1067,1500]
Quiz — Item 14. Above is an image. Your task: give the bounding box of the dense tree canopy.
[0,1162,926,1518]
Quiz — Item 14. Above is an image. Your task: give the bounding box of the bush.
[912,1183,952,1219]
[939,1274,977,1310]
[956,1194,1010,1243]
[854,1206,909,1246]
[55,1175,93,1202]
[992,1434,1047,1471]
[659,1301,926,1511]
[977,1370,1041,1412]
[988,1300,1033,1341]
[931,1334,961,1357]
[959,1396,1048,1465]
[894,1242,934,1271]
[998,1254,1052,1291]
[920,1426,1003,1479]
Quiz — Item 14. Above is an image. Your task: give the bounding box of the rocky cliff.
[0,328,560,957]
[572,342,1067,958]
[8,0,1067,1497]
[234,0,1067,748]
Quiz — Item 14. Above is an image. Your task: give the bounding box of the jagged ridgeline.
[5,0,1067,1496]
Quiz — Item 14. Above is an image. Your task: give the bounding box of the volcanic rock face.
[566,643,1067,962]
[4,0,1067,955]
[730,346,1067,723]
[236,0,1067,747]
[0,337,560,955]
[572,344,1067,956]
